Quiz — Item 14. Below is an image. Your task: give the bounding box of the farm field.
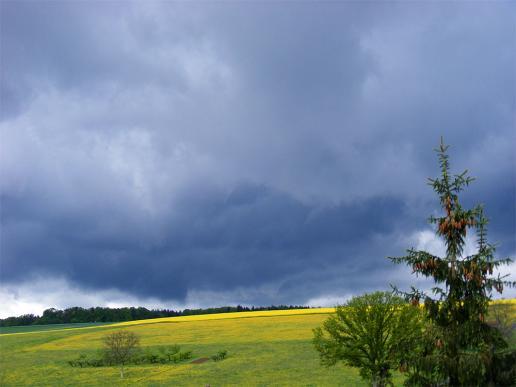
[0,322,112,335]
[0,303,514,386]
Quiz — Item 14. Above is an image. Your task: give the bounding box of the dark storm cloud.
[1,1,514,307]
[1,182,410,302]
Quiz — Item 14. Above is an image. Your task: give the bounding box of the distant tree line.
[0,304,309,327]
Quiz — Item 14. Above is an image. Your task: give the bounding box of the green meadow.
[0,304,514,386]
[0,322,112,335]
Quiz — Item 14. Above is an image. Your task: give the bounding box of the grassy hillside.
[0,322,112,335]
[0,304,514,386]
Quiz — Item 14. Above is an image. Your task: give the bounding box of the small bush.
[211,350,228,362]
[177,350,193,362]
[159,344,180,361]
[68,354,88,368]
[68,354,106,368]
[68,345,192,368]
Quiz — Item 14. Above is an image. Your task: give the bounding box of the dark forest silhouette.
[0,304,309,327]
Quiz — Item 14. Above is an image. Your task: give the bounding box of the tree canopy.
[313,291,423,387]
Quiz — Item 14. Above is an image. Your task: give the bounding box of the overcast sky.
[1,1,515,318]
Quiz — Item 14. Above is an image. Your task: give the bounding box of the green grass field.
[0,304,514,386]
[0,322,112,335]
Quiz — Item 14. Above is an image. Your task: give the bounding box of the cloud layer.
[1,2,514,316]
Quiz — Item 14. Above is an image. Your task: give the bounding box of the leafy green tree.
[389,139,514,386]
[313,291,423,387]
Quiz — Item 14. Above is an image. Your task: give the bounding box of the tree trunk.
[371,378,385,387]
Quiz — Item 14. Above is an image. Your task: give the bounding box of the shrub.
[211,350,228,362]
[68,344,192,368]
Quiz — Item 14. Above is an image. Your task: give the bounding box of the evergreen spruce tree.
[389,138,515,386]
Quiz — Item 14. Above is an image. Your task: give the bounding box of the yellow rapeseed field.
[112,308,336,326]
